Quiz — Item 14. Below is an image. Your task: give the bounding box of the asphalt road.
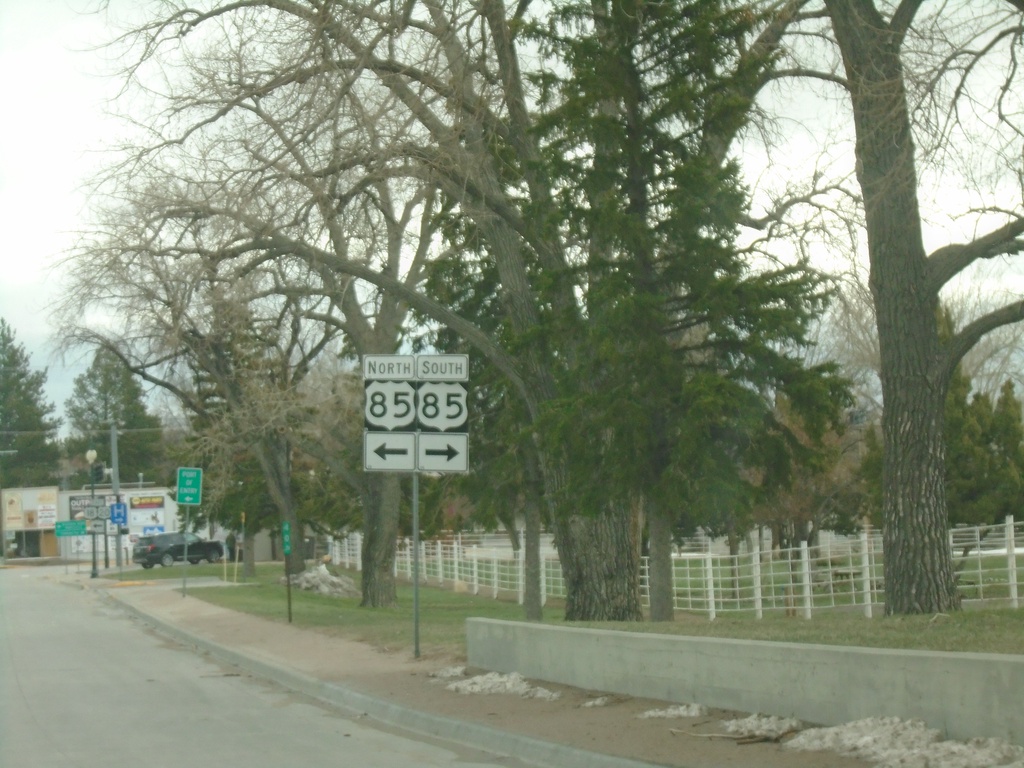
[0,567,526,768]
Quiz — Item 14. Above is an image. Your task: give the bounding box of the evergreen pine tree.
[0,319,60,487]
[64,348,165,485]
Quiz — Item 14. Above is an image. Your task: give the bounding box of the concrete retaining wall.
[466,618,1024,744]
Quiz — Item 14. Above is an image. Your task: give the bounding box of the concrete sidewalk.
[101,579,660,768]
[56,570,869,768]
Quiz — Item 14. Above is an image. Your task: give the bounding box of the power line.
[0,427,173,438]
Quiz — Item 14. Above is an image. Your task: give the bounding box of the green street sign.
[176,467,203,506]
[55,520,87,537]
[281,521,292,555]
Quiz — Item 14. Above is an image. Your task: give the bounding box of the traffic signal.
[90,463,105,484]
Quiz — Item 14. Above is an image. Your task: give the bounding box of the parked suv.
[134,532,223,568]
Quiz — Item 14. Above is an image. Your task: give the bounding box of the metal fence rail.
[330,516,1022,618]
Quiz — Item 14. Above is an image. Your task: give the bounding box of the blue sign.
[110,503,128,526]
[142,525,165,535]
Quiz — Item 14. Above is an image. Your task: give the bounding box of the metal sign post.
[411,473,419,659]
[362,354,469,658]
[282,521,293,623]
[175,467,203,597]
[181,508,190,597]
[56,520,87,575]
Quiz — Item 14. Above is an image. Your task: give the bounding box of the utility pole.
[87,448,99,578]
[0,450,17,566]
[111,424,122,568]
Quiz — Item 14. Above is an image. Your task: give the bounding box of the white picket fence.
[330,516,1022,618]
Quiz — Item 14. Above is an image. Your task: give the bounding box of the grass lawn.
[109,562,1024,659]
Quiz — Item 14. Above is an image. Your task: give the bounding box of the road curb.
[107,591,666,768]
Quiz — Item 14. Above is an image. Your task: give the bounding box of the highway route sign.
[363,354,469,473]
[364,380,417,431]
[415,381,467,432]
[83,499,106,520]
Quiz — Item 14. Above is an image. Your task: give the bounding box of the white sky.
[0,0,1020,431]
[0,0,118,424]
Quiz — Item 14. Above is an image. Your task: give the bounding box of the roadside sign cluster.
[363,354,469,473]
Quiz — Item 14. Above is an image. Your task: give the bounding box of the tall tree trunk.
[647,497,675,622]
[880,375,958,613]
[521,445,545,621]
[523,500,542,621]
[242,534,256,578]
[255,432,305,575]
[555,501,643,621]
[359,473,400,608]
[826,0,959,613]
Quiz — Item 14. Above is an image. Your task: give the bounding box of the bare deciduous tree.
[771,0,1024,612]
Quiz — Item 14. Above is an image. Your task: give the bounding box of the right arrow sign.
[417,433,468,472]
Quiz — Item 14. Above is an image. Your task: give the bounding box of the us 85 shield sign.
[416,382,467,432]
[364,381,467,432]
[364,381,417,431]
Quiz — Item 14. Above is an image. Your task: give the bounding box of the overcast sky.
[2,1,1020,435]
[0,0,118,426]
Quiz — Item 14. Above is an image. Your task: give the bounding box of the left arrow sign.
[375,443,410,460]
[364,432,416,472]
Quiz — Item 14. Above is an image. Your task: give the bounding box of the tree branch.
[942,299,1024,383]
[927,215,1024,292]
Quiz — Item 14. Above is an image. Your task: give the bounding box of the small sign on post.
[55,520,87,537]
[176,467,203,506]
[110,503,128,526]
[281,521,292,555]
[282,521,293,624]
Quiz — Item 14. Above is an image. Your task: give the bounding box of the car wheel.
[160,553,174,567]
[207,552,221,563]
[141,563,154,569]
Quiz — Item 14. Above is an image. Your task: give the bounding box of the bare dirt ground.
[99,579,876,768]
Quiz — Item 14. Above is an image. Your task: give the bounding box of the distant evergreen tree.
[946,374,1024,527]
[861,371,1024,528]
[64,348,164,484]
[0,319,60,487]
[989,381,1024,521]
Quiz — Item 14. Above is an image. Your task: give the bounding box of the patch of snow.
[446,671,561,700]
[637,703,708,719]
[786,717,1024,768]
[430,665,466,680]
[582,696,610,708]
[279,564,360,598]
[722,714,803,738]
